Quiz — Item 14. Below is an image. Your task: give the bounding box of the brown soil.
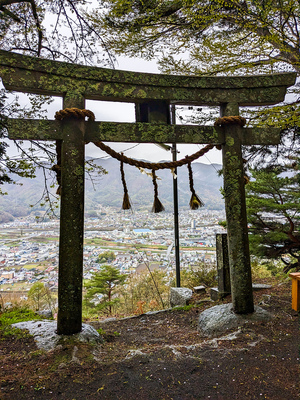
[0,279,299,400]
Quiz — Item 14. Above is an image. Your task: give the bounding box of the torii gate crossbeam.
[0,50,296,334]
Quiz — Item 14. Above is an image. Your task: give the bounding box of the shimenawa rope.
[53,108,246,212]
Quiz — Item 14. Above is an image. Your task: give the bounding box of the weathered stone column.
[57,96,85,335]
[221,102,254,314]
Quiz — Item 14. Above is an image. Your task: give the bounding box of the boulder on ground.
[170,287,193,307]
[198,303,272,337]
[12,320,103,351]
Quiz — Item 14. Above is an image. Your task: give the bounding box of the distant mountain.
[0,157,224,219]
[85,157,224,212]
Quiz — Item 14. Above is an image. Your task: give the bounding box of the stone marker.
[210,287,220,301]
[170,287,193,307]
[193,285,206,294]
[252,283,272,291]
[210,233,230,301]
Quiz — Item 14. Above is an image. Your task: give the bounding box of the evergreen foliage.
[84,265,126,315]
[246,165,300,272]
[97,0,299,74]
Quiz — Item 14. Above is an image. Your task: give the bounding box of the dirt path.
[0,279,299,399]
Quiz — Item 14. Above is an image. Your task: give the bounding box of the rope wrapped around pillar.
[53,108,95,194]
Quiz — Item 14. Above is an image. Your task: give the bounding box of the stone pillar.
[216,233,231,298]
[221,102,254,314]
[57,96,85,335]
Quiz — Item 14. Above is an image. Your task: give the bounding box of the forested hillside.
[0,157,223,221]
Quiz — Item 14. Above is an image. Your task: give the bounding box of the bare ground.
[0,278,299,400]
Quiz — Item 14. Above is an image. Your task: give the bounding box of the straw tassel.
[187,162,204,209]
[120,159,132,210]
[151,169,164,213]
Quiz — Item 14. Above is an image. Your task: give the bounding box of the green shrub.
[251,260,272,280]
[250,259,286,280]
[0,307,42,328]
[96,328,106,335]
[251,259,289,280]
[177,263,217,288]
[0,307,43,338]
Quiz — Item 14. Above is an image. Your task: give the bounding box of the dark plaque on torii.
[0,50,296,334]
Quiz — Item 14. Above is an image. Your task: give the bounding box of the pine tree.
[246,165,300,272]
[92,1,300,163]
[84,265,126,315]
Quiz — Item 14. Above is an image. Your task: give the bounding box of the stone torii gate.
[0,50,296,335]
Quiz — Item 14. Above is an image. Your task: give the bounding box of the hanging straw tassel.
[120,158,132,210]
[151,169,165,213]
[187,162,204,209]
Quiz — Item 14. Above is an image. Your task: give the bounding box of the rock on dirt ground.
[0,278,299,399]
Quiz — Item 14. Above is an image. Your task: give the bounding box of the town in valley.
[0,207,225,296]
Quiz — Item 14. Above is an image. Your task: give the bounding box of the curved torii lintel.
[0,49,296,106]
